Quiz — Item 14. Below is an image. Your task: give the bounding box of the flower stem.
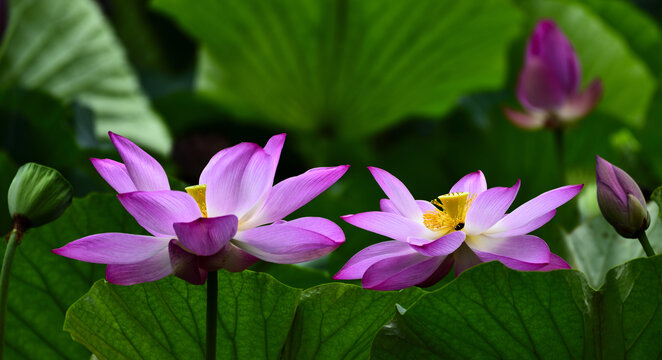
[0,227,22,360]
[553,128,565,183]
[637,232,656,257]
[206,270,218,360]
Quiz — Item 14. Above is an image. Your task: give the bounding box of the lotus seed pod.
[8,163,73,228]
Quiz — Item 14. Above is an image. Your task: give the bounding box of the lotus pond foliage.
[1,0,662,359]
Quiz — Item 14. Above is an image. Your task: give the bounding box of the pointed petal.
[503,107,546,130]
[285,217,345,240]
[173,215,238,256]
[557,79,603,120]
[222,134,287,223]
[486,210,556,237]
[118,190,202,237]
[106,247,172,285]
[90,158,137,193]
[449,171,487,195]
[333,241,415,280]
[487,184,582,233]
[199,142,256,184]
[199,243,259,272]
[242,165,349,227]
[472,251,546,271]
[468,234,551,270]
[263,133,286,182]
[109,132,169,191]
[368,167,421,220]
[517,58,566,111]
[342,211,431,242]
[52,233,170,264]
[615,168,647,207]
[596,183,630,227]
[169,240,207,285]
[407,231,465,257]
[362,253,445,291]
[464,180,520,235]
[201,142,274,217]
[596,156,646,206]
[538,253,571,271]
[233,217,344,264]
[596,156,627,203]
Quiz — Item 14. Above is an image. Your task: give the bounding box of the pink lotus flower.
[504,19,602,130]
[334,168,581,291]
[54,133,348,285]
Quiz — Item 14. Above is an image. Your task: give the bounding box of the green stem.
[206,270,218,360]
[638,232,656,257]
[0,228,21,360]
[553,128,565,183]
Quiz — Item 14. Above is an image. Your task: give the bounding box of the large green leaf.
[65,273,423,360]
[65,272,301,360]
[599,253,662,358]
[581,0,662,75]
[0,0,171,154]
[0,90,80,170]
[282,285,422,360]
[373,262,594,359]
[372,256,662,359]
[0,193,144,359]
[516,0,657,127]
[154,0,523,137]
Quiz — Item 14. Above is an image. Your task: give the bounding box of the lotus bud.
[595,156,649,238]
[8,163,73,229]
[504,19,603,130]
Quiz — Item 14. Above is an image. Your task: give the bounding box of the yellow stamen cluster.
[422,192,475,233]
[185,184,208,218]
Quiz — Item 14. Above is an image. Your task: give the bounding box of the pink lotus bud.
[504,19,603,130]
[596,156,650,238]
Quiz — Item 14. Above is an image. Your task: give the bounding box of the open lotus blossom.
[54,133,348,285]
[504,19,602,130]
[334,168,582,291]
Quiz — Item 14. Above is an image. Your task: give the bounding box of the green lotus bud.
[8,163,73,229]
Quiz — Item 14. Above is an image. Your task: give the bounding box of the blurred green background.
[1,0,662,282]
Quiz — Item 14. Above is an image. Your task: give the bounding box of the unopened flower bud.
[596,156,649,238]
[504,19,602,130]
[8,163,73,228]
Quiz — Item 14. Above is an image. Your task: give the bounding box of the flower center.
[185,184,208,218]
[422,192,475,233]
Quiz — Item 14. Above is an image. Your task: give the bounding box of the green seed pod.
[8,163,73,228]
